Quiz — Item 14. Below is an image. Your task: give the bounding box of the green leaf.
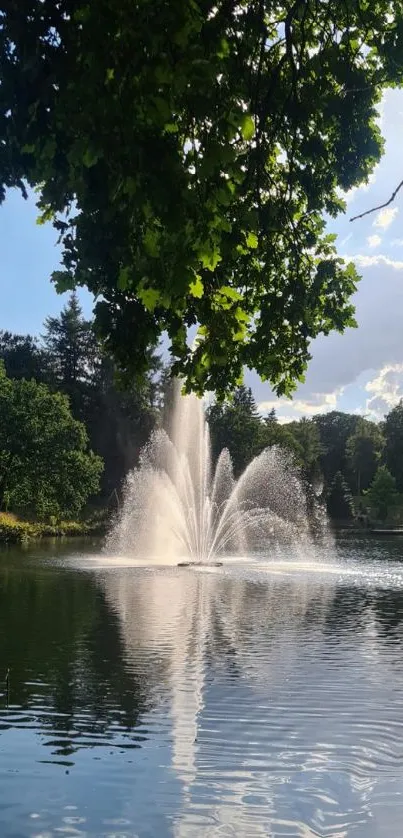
[234,306,249,322]
[246,232,258,249]
[137,287,161,312]
[0,0,391,398]
[240,114,254,141]
[189,275,204,298]
[199,241,222,271]
[143,228,160,257]
[117,266,130,291]
[51,270,76,293]
[83,147,100,168]
[217,38,230,59]
[36,206,54,225]
[218,286,243,302]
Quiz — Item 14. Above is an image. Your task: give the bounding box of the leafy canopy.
[366,465,399,522]
[326,471,355,521]
[0,362,103,520]
[1,1,402,395]
[384,400,403,492]
[207,385,299,475]
[346,417,384,493]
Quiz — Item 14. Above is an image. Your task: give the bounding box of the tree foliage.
[287,417,322,482]
[34,294,163,496]
[2,1,401,394]
[0,331,48,382]
[43,291,97,422]
[207,386,265,475]
[0,362,103,520]
[326,471,355,521]
[346,418,384,494]
[313,411,360,489]
[366,465,399,522]
[207,385,298,475]
[3,299,403,523]
[384,400,403,492]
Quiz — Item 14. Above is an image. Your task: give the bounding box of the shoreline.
[0,514,108,544]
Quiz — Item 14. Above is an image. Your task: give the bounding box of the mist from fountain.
[106,388,326,562]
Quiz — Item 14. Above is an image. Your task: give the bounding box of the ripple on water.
[2,543,403,836]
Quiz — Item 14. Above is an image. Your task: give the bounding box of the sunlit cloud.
[373,206,399,229]
[341,253,403,269]
[365,363,403,419]
[258,391,341,423]
[367,234,382,248]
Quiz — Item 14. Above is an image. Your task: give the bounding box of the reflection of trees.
[3,550,403,834]
[323,587,371,635]
[323,584,403,640]
[371,590,403,638]
[0,563,159,754]
[101,567,403,837]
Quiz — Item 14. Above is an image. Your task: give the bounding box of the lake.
[1,536,403,837]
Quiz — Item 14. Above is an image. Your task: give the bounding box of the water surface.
[1,536,403,836]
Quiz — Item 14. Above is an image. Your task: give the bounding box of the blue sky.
[1,188,92,335]
[1,89,403,421]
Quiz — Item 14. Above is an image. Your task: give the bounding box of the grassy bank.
[0,512,108,544]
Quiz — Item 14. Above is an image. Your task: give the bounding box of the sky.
[1,89,403,422]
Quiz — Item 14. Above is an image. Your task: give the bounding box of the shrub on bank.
[0,513,38,543]
[0,512,107,543]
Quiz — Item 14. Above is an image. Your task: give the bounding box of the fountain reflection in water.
[106,387,326,562]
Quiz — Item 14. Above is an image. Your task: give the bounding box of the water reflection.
[100,565,403,837]
[2,543,403,835]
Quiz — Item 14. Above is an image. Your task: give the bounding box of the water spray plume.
[106,386,327,562]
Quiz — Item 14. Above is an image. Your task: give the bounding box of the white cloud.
[258,392,340,423]
[249,246,403,419]
[342,253,403,269]
[367,234,382,248]
[247,90,403,420]
[373,206,399,229]
[365,364,403,419]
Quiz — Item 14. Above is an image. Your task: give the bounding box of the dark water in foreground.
[2,537,403,836]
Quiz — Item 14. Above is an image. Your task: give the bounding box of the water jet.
[106,389,325,562]
[177,560,223,568]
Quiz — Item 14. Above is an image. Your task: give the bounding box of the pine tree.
[232,385,260,417]
[265,408,278,424]
[43,292,96,421]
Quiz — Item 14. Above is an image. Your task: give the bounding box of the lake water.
[2,536,403,837]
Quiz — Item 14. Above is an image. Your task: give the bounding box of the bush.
[0,513,108,543]
[0,362,103,520]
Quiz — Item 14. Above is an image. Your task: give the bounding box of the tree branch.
[350,179,403,222]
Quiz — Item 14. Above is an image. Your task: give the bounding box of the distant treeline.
[207,388,403,524]
[1,293,402,524]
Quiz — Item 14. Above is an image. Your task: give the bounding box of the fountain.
[106,388,323,563]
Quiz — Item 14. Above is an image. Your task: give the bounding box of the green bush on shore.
[0,512,107,544]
